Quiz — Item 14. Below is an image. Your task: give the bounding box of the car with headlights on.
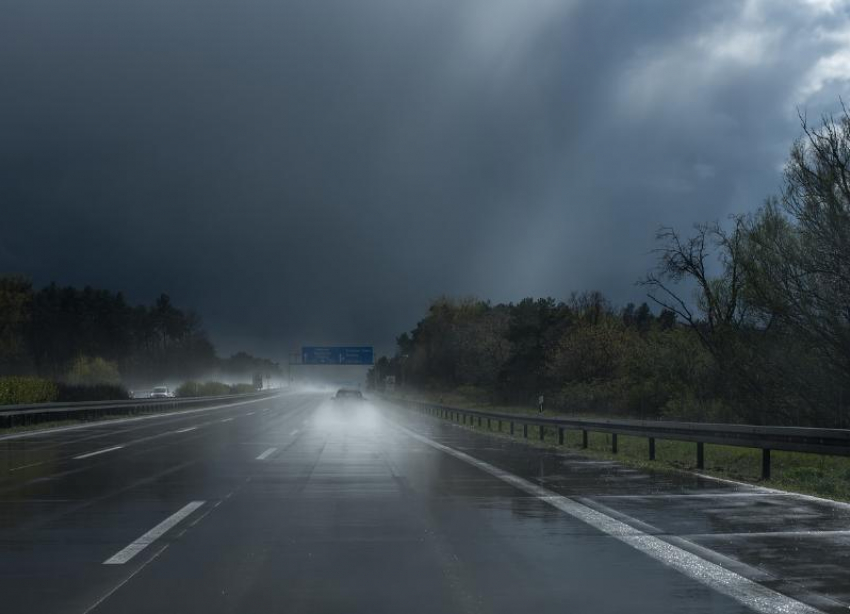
[149,386,174,399]
[333,388,364,403]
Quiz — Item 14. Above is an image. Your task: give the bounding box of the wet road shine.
[1,392,848,613]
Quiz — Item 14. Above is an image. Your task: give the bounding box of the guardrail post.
[498,419,502,432]
[762,449,771,480]
[558,427,564,445]
[612,433,618,454]
[696,442,705,470]
[510,421,515,435]
[487,418,491,430]
[582,430,588,449]
[649,437,655,460]
[539,425,545,441]
[523,423,528,438]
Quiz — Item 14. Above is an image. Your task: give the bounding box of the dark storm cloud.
[2,0,850,358]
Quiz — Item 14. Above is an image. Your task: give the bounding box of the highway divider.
[388,397,850,480]
[0,390,280,430]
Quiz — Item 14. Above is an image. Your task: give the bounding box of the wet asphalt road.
[1,391,849,614]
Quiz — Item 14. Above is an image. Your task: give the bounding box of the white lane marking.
[262,408,271,412]
[256,447,278,460]
[290,429,299,436]
[246,411,256,416]
[103,501,205,565]
[0,395,284,442]
[593,492,796,499]
[692,470,850,513]
[220,418,234,423]
[394,424,825,614]
[172,427,197,434]
[84,544,170,614]
[687,530,850,539]
[9,461,45,472]
[74,445,124,460]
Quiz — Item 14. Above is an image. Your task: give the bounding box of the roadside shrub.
[66,355,122,386]
[659,395,734,423]
[55,383,130,402]
[176,381,233,397]
[230,383,256,395]
[551,380,627,416]
[0,376,58,405]
[199,381,230,396]
[175,381,199,398]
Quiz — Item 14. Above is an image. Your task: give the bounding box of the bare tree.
[641,219,750,358]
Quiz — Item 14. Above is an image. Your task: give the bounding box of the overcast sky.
[2,0,850,359]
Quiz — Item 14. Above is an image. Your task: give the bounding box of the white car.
[149,386,173,399]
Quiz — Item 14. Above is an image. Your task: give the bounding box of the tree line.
[0,279,281,387]
[370,107,850,428]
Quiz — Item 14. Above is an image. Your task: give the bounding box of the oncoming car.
[149,386,173,399]
[333,388,364,403]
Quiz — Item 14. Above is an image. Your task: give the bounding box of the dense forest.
[369,110,850,428]
[0,280,281,388]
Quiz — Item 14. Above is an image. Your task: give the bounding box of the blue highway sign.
[301,346,374,365]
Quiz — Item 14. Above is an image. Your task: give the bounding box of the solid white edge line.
[103,501,205,565]
[172,427,197,434]
[393,423,826,614]
[256,447,278,461]
[74,445,124,460]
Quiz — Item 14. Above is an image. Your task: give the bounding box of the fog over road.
[1,392,848,613]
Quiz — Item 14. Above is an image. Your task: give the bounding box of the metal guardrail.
[0,390,280,429]
[392,398,850,479]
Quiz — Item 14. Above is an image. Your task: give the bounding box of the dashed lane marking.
[256,447,278,460]
[103,501,205,565]
[74,446,124,460]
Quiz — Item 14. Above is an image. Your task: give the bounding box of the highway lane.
[1,392,848,613]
